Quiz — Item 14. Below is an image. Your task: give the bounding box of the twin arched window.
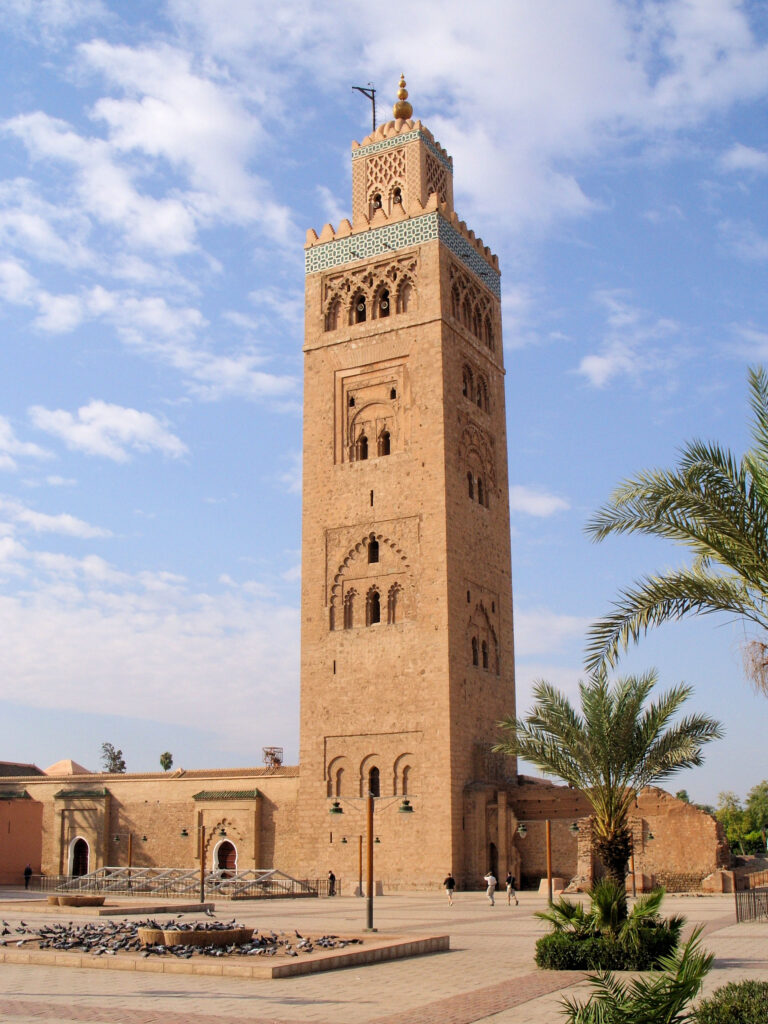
[468,470,490,508]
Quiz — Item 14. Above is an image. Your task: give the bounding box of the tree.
[159,751,173,772]
[100,742,126,774]
[494,671,722,882]
[584,366,768,690]
[675,790,691,803]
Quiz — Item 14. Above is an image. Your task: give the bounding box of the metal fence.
[29,867,338,900]
[735,887,768,923]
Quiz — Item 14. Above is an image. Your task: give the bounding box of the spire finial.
[393,74,413,120]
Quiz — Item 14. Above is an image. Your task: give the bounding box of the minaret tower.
[298,78,516,886]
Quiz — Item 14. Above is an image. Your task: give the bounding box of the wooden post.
[629,849,637,898]
[546,819,553,903]
[199,825,206,905]
[358,834,363,897]
[366,794,375,930]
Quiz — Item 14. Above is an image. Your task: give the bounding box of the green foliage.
[495,672,721,880]
[100,742,126,774]
[561,927,713,1023]
[675,790,691,803]
[692,980,768,1023]
[585,366,768,691]
[715,785,768,855]
[159,751,173,771]
[535,883,684,972]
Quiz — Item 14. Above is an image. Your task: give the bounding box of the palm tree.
[494,671,722,881]
[585,366,768,685]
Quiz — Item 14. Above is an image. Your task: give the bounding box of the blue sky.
[0,0,766,804]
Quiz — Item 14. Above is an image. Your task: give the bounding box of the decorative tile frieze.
[352,130,453,173]
[306,213,500,297]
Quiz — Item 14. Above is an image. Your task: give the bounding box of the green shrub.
[692,980,768,1023]
[535,925,678,971]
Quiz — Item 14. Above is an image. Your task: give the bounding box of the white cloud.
[514,608,589,659]
[719,219,768,262]
[0,497,109,538]
[0,557,300,749]
[278,451,302,495]
[509,485,570,518]
[576,290,684,388]
[29,400,189,462]
[720,143,768,175]
[0,415,50,471]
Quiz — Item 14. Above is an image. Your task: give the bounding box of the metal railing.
[735,887,768,923]
[29,868,336,900]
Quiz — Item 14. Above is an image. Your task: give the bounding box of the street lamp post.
[180,823,227,904]
[330,795,413,931]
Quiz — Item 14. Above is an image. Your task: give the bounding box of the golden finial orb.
[393,74,413,120]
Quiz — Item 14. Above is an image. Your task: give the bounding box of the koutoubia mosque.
[0,79,728,893]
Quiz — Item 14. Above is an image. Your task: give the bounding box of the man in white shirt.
[483,871,497,906]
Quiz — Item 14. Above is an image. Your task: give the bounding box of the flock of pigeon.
[0,916,363,960]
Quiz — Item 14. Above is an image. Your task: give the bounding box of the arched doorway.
[70,838,89,876]
[216,840,237,875]
[488,842,498,882]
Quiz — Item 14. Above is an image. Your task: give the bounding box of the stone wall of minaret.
[296,82,517,887]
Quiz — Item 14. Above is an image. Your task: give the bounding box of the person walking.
[443,872,456,906]
[328,870,336,896]
[483,871,497,906]
[23,864,32,890]
[505,871,519,905]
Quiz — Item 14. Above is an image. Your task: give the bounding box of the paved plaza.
[1,888,766,1023]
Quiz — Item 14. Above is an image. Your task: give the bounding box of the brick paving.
[0,890,765,1024]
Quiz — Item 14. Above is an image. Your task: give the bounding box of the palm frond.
[584,567,766,673]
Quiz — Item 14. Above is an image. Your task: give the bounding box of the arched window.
[377,289,390,318]
[392,186,402,206]
[451,285,461,320]
[71,837,89,877]
[372,192,382,212]
[473,306,482,339]
[387,583,401,624]
[484,316,494,350]
[325,298,340,332]
[462,365,473,398]
[398,280,412,313]
[476,383,483,407]
[467,471,474,500]
[343,590,356,629]
[217,840,237,872]
[477,477,484,506]
[368,536,379,563]
[390,387,397,399]
[335,767,344,796]
[482,640,489,670]
[367,588,381,625]
[401,765,411,795]
[461,296,472,328]
[353,294,367,324]
[369,766,380,797]
[348,395,355,407]
[477,376,489,412]
[378,430,391,456]
[358,434,368,460]
[471,636,479,666]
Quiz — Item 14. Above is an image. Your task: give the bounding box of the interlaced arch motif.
[425,152,448,202]
[329,532,412,631]
[449,262,495,350]
[461,360,489,412]
[322,254,419,331]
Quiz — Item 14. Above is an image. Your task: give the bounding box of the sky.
[0,0,766,805]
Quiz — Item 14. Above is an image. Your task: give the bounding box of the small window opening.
[370,489,374,506]
[393,187,402,205]
[482,641,489,670]
[491,601,495,613]
[343,591,355,629]
[369,766,380,797]
[477,477,485,506]
[358,434,368,460]
[367,589,381,625]
[373,193,382,209]
[390,387,397,399]
[398,280,412,313]
[355,296,367,323]
[387,584,400,624]
[378,289,390,318]
[348,395,355,407]
[471,637,479,666]
[467,472,474,500]
[368,536,379,563]
[401,765,410,795]
[476,384,483,407]
[335,767,344,796]
[333,660,336,674]
[378,430,391,456]
[466,590,471,603]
